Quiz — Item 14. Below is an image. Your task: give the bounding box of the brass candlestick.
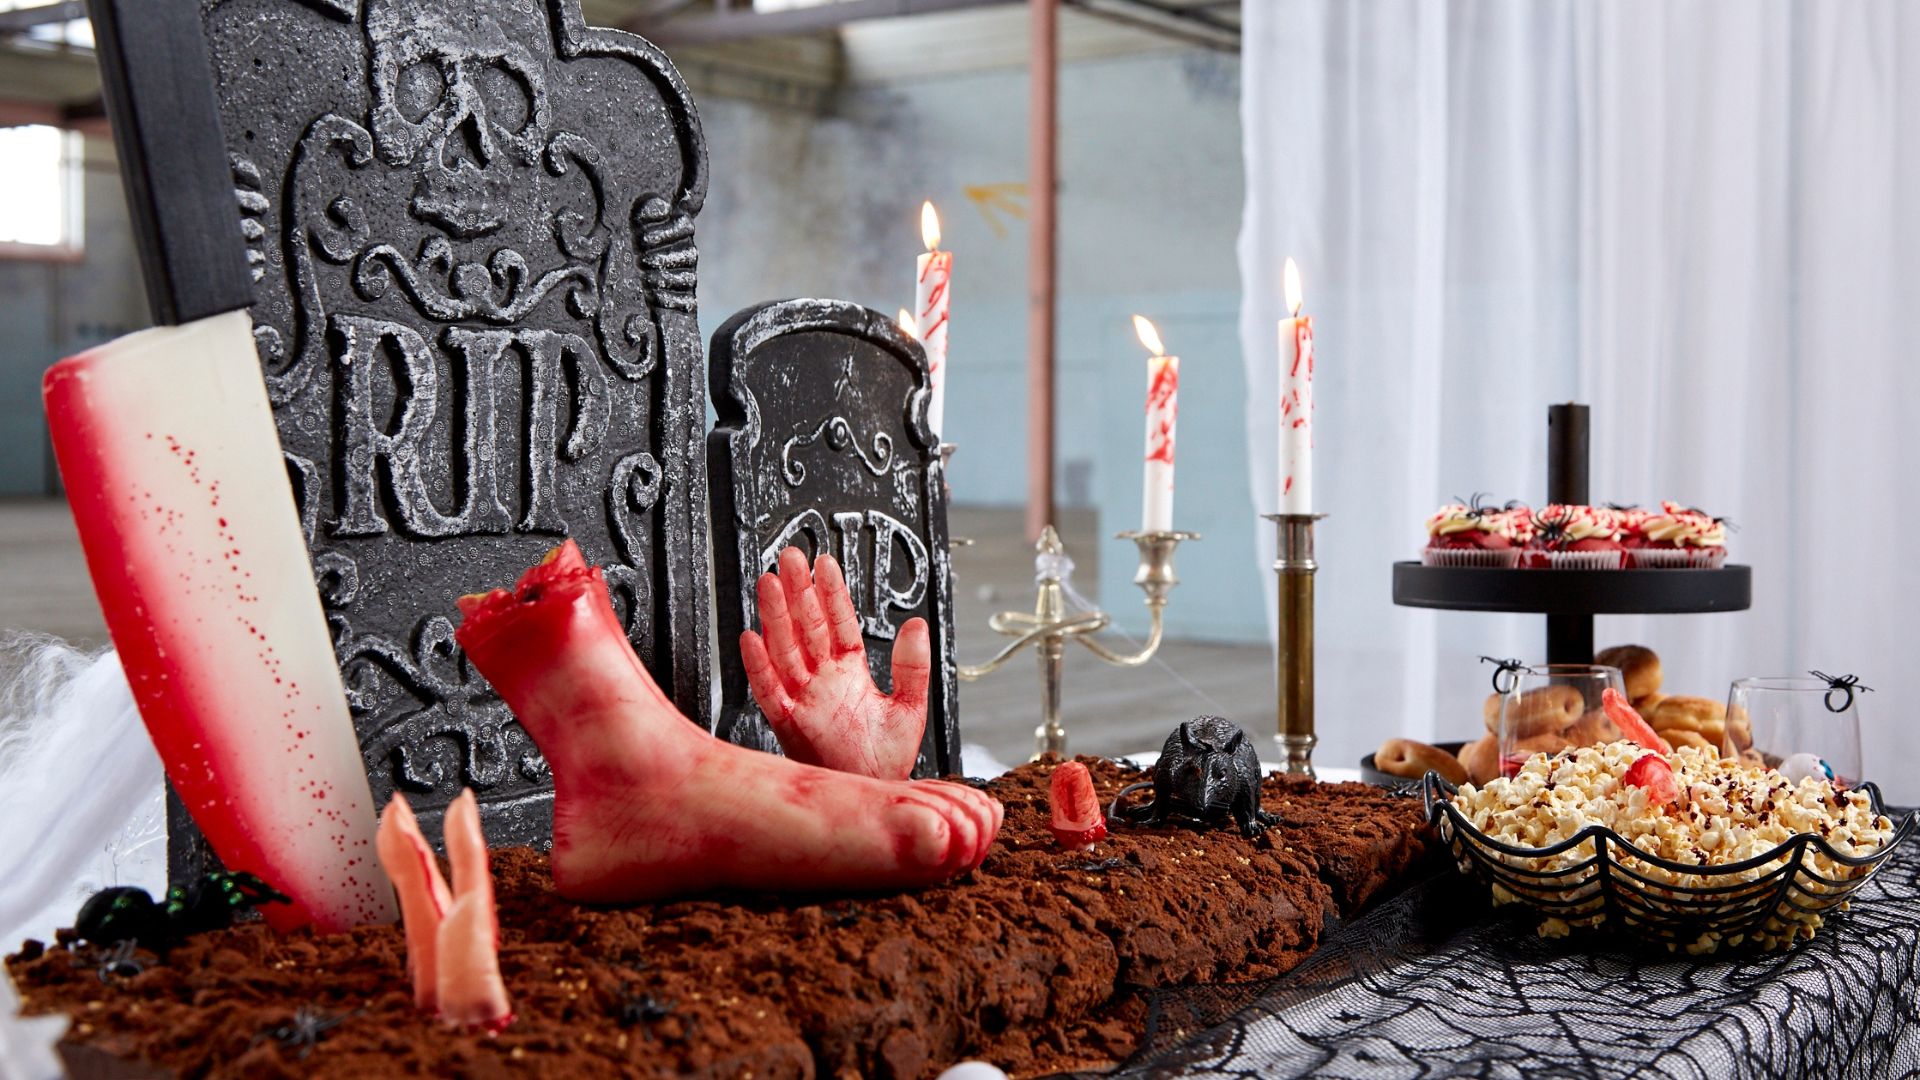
[1265,513,1324,777]
[959,525,1198,759]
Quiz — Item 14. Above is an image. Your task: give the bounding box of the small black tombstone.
[108,0,716,877]
[708,299,962,778]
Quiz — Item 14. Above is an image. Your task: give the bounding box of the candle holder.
[940,442,973,551]
[1265,512,1325,777]
[959,524,1199,760]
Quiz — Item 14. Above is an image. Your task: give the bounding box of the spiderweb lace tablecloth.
[1078,823,1920,1079]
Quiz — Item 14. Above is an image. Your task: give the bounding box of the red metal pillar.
[1025,0,1058,540]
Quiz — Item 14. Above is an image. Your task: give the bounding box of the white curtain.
[1239,1,1920,801]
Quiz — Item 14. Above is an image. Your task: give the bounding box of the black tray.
[1391,562,1751,615]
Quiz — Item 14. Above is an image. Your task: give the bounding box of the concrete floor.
[0,499,1272,768]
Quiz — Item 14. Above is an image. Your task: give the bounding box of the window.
[0,0,93,49]
[0,124,83,256]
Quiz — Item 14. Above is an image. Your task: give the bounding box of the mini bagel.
[1563,709,1622,747]
[1727,712,1753,752]
[1506,733,1574,760]
[1375,738,1467,784]
[1662,729,1718,753]
[1648,696,1727,738]
[1458,734,1503,785]
[1483,685,1585,738]
[1633,692,1668,714]
[1597,644,1663,700]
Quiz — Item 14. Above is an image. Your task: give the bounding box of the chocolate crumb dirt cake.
[11,760,1436,1079]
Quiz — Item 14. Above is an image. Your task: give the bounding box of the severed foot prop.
[453,542,1001,904]
[741,547,931,781]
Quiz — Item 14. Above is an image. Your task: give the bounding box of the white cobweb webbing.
[0,634,165,949]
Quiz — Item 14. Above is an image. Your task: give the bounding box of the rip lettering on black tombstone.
[162,0,713,877]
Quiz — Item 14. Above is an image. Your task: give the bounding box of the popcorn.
[1447,742,1898,951]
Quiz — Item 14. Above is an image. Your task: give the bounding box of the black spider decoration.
[616,984,679,1038]
[1070,856,1126,874]
[1531,512,1577,549]
[73,871,291,952]
[252,1005,357,1059]
[94,938,144,983]
[1450,492,1502,519]
[1681,506,1738,531]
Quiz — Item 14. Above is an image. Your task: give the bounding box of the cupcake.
[1422,499,1523,567]
[1501,503,1537,547]
[1523,504,1626,569]
[1608,503,1654,550]
[1632,501,1729,568]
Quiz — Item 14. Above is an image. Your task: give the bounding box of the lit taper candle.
[914,201,951,438]
[1134,315,1179,533]
[1278,257,1315,513]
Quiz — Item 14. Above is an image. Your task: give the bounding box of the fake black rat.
[1112,716,1278,838]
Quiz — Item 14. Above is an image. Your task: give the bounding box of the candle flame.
[1283,257,1304,317]
[921,201,942,251]
[1131,315,1166,357]
[897,307,918,340]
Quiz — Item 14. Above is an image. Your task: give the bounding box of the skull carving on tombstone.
[366,0,551,238]
[190,0,713,864]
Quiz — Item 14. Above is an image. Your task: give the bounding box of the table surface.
[1070,819,1920,1079]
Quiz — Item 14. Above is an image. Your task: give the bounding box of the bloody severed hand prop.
[452,542,1002,904]
[740,547,931,781]
[375,790,513,1032]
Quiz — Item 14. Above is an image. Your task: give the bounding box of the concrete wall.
[0,33,1261,642]
[0,137,147,496]
[694,45,1259,641]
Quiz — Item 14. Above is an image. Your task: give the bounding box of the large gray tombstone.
[708,300,962,778]
[174,0,712,869]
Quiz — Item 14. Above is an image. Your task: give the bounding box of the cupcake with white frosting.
[1422,499,1524,567]
[1524,504,1626,569]
[1630,502,1729,568]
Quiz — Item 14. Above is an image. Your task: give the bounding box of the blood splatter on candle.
[1278,258,1315,514]
[915,201,952,439]
[1134,315,1179,533]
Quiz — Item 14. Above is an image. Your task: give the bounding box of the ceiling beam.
[630,0,1020,46]
[1063,0,1237,52]
[0,1,85,34]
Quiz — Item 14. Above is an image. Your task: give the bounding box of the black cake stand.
[1390,404,1751,665]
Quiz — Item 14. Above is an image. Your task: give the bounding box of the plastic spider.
[74,871,291,952]
[616,984,678,1036]
[94,938,144,983]
[253,1005,355,1059]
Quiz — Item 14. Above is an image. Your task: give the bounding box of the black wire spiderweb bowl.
[1422,771,1917,953]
